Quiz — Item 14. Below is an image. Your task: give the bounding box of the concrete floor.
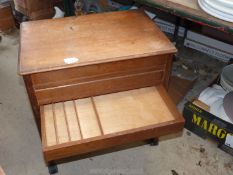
[0,30,233,175]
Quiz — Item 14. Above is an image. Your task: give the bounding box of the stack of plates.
[198,0,233,22]
[223,91,233,122]
[220,64,233,92]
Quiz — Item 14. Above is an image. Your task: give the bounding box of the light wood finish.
[42,87,175,146]
[43,98,103,147]
[19,10,176,131]
[64,101,82,141]
[192,99,210,112]
[74,98,102,139]
[41,85,184,162]
[19,10,176,75]
[53,103,70,144]
[19,11,182,164]
[167,0,199,9]
[43,105,57,146]
[94,87,174,134]
[136,0,233,33]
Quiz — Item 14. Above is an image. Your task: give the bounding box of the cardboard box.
[183,101,233,156]
[13,0,54,20]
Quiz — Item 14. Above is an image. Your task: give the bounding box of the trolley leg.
[48,162,58,174]
[147,138,159,146]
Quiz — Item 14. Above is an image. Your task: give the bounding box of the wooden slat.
[163,55,172,90]
[31,55,166,89]
[41,86,184,162]
[35,70,164,105]
[63,101,82,141]
[75,98,102,139]
[94,87,175,134]
[62,103,71,141]
[53,103,69,144]
[43,120,184,162]
[91,97,104,135]
[44,104,57,146]
[42,87,179,142]
[23,75,40,131]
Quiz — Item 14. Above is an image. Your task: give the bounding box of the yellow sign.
[192,113,233,139]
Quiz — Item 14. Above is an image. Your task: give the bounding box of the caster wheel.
[48,164,58,174]
[148,138,159,146]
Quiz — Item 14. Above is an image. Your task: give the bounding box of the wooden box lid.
[19,10,176,75]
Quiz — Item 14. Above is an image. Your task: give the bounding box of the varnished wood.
[156,85,184,122]
[35,70,164,105]
[23,75,40,130]
[94,87,175,134]
[0,3,15,31]
[31,55,167,89]
[53,103,70,144]
[19,10,176,75]
[14,0,53,20]
[41,85,184,162]
[44,121,183,163]
[90,97,104,136]
[64,101,82,141]
[163,54,173,90]
[19,10,182,165]
[43,105,57,146]
[74,98,102,139]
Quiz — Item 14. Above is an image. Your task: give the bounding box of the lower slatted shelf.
[41,85,184,163]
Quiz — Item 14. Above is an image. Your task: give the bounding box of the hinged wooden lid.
[19,10,176,75]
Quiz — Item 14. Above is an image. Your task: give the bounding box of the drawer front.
[31,55,168,89]
[35,70,164,105]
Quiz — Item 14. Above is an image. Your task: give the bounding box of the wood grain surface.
[136,0,233,33]
[19,10,176,75]
[31,55,169,105]
[41,85,184,162]
[41,86,183,151]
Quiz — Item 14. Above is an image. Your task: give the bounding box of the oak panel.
[35,70,164,105]
[31,55,167,89]
[19,10,176,75]
[75,98,102,139]
[41,85,184,162]
[94,87,175,134]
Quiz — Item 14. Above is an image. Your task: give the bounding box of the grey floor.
[0,30,233,175]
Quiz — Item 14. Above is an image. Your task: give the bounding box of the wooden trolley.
[18,10,184,173]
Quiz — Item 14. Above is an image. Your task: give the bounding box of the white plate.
[198,0,233,23]
[204,0,233,16]
[215,0,233,9]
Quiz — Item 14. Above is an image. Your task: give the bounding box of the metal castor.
[48,163,58,174]
[148,138,159,146]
